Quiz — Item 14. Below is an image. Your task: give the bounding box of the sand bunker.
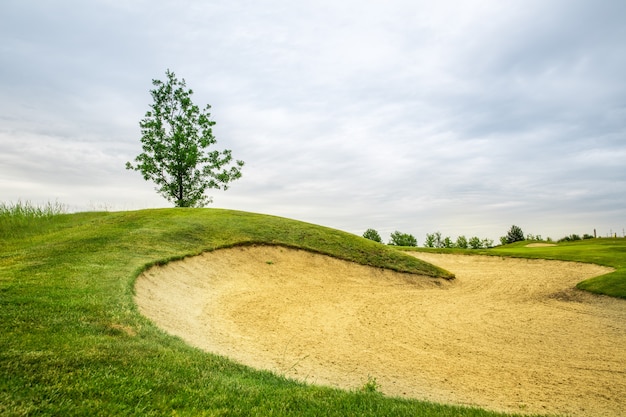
[135,246,626,417]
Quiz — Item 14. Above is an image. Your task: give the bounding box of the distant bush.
[424,231,443,248]
[481,238,494,248]
[558,234,583,243]
[388,231,417,247]
[583,234,594,240]
[424,233,436,248]
[469,236,482,249]
[504,225,525,244]
[362,228,383,243]
[423,232,491,249]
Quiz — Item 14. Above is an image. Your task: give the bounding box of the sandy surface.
[135,246,626,417]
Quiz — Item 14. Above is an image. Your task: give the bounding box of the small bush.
[424,233,436,248]
[360,375,380,394]
[388,231,417,247]
[559,234,583,243]
[481,238,494,248]
[469,236,482,249]
[362,228,383,243]
[504,225,525,244]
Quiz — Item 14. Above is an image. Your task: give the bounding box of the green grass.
[0,200,67,239]
[405,239,626,299]
[0,206,548,417]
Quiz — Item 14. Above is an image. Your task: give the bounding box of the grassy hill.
[0,207,552,416]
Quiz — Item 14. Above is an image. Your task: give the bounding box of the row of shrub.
[362,228,494,249]
[362,224,599,248]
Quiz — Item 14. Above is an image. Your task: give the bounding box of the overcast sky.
[1,0,625,243]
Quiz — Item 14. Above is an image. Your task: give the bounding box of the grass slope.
[0,208,543,417]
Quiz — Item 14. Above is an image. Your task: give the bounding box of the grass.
[0,200,67,239]
[0,205,549,417]
[404,239,626,299]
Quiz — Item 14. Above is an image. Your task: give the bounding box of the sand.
[135,245,626,417]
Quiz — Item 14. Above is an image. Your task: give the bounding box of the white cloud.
[0,0,624,241]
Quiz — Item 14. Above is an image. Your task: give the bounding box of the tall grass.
[0,200,67,218]
[0,200,68,239]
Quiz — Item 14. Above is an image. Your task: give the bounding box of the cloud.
[0,0,624,241]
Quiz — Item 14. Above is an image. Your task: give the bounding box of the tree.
[433,231,443,248]
[363,228,383,243]
[388,231,417,247]
[456,235,468,249]
[481,238,494,248]
[504,225,525,244]
[126,70,244,207]
[468,236,482,249]
[424,233,436,248]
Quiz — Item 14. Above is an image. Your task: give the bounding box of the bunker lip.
[135,245,625,417]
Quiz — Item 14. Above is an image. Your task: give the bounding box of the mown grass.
[404,239,626,299]
[0,207,546,417]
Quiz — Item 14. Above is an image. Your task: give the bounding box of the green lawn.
[0,207,560,416]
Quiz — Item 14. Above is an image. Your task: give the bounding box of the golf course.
[2,206,625,416]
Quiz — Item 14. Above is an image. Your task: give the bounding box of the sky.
[1,0,625,243]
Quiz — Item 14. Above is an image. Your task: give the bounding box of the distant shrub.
[559,234,583,243]
[504,225,525,244]
[469,236,482,249]
[481,238,494,248]
[456,235,468,249]
[362,228,383,243]
[525,233,542,241]
[424,232,446,248]
[388,231,417,247]
[424,233,436,248]
[583,234,594,240]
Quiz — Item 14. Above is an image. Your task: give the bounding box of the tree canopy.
[126,70,244,207]
[388,231,417,247]
[505,225,525,244]
[362,228,383,243]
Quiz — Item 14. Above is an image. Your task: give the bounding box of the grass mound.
[3,208,538,417]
